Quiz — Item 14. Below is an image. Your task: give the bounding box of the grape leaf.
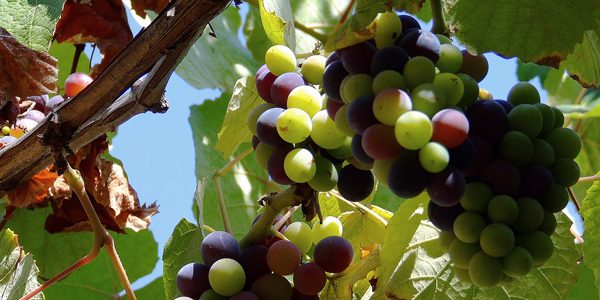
[516,61,551,84]
[443,0,600,65]
[135,276,165,299]
[131,0,170,18]
[581,171,600,290]
[0,229,42,300]
[566,263,599,300]
[162,218,203,300]
[244,6,270,64]
[0,0,62,51]
[48,42,91,94]
[542,68,585,105]
[259,0,296,50]
[291,0,351,53]
[7,167,57,208]
[215,76,263,158]
[561,18,600,88]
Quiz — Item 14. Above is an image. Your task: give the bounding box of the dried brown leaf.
[131,0,171,18]
[7,168,59,208]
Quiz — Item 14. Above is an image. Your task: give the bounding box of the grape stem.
[578,174,600,183]
[330,191,389,227]
[567,187,581,212]
[430,0,447,35]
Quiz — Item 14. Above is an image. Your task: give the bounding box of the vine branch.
[579,174,600,183]
[430,0,447,35]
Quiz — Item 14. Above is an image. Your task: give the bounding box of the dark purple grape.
[25,95,47,112]
[176,263,210,299]
[346,96,378,134]
[293,263,326,296]
[494,99,513,113]
[449,137,475,170]
[231,291,260,300]
[256,70,277,103]
[251,274,293,300]
[399,14,421,31]
[481,159,521,196]
[326,97,344,119]
[251,135,260,150]
[463,136,493,178]
[428,201,464,231]
[255,64,269,81]
[238,245,270,289]
[427,167,465,207]
[362,124,403,160]
[325,52,340,66]
[466,100,508,147]
[341,42,376,74]
[45,95,66,113]
[520,166,553,199]
[256,107,285,146]
[337,164,374,201]
[292,289,319,300]
[458,50,488,82]
[21,110,45,122]
[371,46,410,75]
[200,231,241,266]
[314,236,354,273]
[271,72,305,107]
[398,30,440,62]
[268,145,294,185]
[351,134,374,164]
[322,61,348,101]
[388,155,428,198]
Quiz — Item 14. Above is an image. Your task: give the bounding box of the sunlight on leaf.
[259,0,296,50]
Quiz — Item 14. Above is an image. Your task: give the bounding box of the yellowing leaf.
[259,0,296,50]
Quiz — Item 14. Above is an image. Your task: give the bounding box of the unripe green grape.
[340,74,374,104]
[308,156,338,192]
[512,197,544,232]
[334,105,356,137]
[265,45,296,76]
[394,111,433,150]
[433,73,464,106]
[516,231,553,266]
[287,85,323,117]
[508,104,543,139]
[550,159,580,187]
[468,252,503,288]
[453,211,485,243]
[507,82,540,105]
[284,148,317,183]
[551,106,565,128]
[403,56,436,89]
[436,44,463,73]
[419,142,449,173]
[487,195,518,224]
[454,267,471,283]
[311,216,343,245]
[531,138,556,167]
[373,11,403,48]
[541,183,569,212]
[502,246,533,278]
[208,258,245,296]
[372,158,396,185]
[200,289,227,300]
[284,222,313,254]
[327,137,352,159]
[311,110,347,149]
[456,73,479,109]
[372,70,408,94]
[533,103,555,134]
[255,143,276,168]
[449,239,480,268]
[539,210,557,235]
[436,34,452,44]
[439,230,456,251]
[480,223,515,257]
[500,130,534,167]
[276,108,312,144]
[301,55,326,84]
[411,83,447,118]
[372,88,412,126]
[247,103,275,134]
[460,182,493,213]
[543,127,581,160]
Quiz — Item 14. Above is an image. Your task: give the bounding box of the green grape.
[372,88,412,126]
[276,108,312,144]
[507,82,540,105]
[543,127,581,160]
[340,74,374,104]
[265,45,296,76]
[372,70,408,94]
[372,158,396,185]
[551,106,565,128]
[480,223,515,257]
[301,55,326,84]
[487,195,518,224]
[394,111,433,150]
[308,156,338,192]
[373,11,403,48]
[500,131,533,167]
[403,56,436,89]
[453,211,485,243]
[468,252,503,288]
[284,222,313,254]
[433,73,464,106]
[456,73,479,109]
[255,143,276,168]
[327,138,352,159]
[541,183,569,213]
[449,239,480,268]
[539,210,557,235]
[208,258,245,296]
[550,159,580,187]
[436,34,452,45]
[531,138,556,167]
[200,289,227,300]
[283,148,317,183]
[439,230,456,251]
[516,231,553,266]
[512,197,544,232]
[311,110,347,149]
[533,103,555,134]
[436,44,463,73]
[418,142,449,173]
[454,267,471,282]
[1,126,10,136]
[334,105,356,137]
[411,83,447,117]
[311,216,343,245]
[247,103,275,134]
[502,246,533,278]
[508,104,543,139]
[460,182,493,213]
[287,85,323,117]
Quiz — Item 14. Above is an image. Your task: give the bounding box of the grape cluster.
[175,216,353,299]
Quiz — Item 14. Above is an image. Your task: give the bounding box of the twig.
[430,0,447,35]
[70,44,85,75]
[568,187,581,212]
[335,0,356,30]
[329,190,389,227]
[578,174,600,183]
[273,205,299,231]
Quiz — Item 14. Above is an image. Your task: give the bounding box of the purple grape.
[346,96,378,134]
[314,236,354,273]
[520,166,553,199]
[388,154,428,198]
[463,136,493,178]
[466,100,508,147]
[256,107,286,146]
[398,30,441,62]
[337,164,374,201]
[428,201,464,231]
[176,263,210,299]
[399,14,421,31]
[200,231,240,266]
[427,167,465,207]
[322,61,348,101]
[351,134,374,164]
[256,69,277,104]
[371,46,410,75]
[449,137,475,170]
[341,42,376,74]
[481,159,521,196]
[267,145,294,185]
[271,72,304,107]
[325,52,340,66]
[25,95,47,112]
[238,245,271,290]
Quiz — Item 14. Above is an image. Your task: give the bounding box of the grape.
[539,210,557,235]
[346,96,379,134]
[201,231,240,266]
[230,291,260,300]
[449,239,479,269]
[388,154,428,198]
[256,69,278,103]
[314,236,354,273]
[284,222,313,254]
[495,99,514,113]
[284,148,316,183]
[533,103,555,134]
[265,45,297,76]
[347,156,374,171]
[255,142,275,168]
[398,30,441,62]
[487,195,518,224]
[428,201,464,231]
[541,183,569,212]
[293,263,327,295]
[277,108,312,144]
[419,142,449,173]
[449,138,475,170]
[308,156,338,192]
[372,88,411,126]
[176,263,210,298]
[311,216,343,244]
[24,95,47,113]
[456,73,479,109]
[507,103,543,139]
[436,34,452,44]
[174,297,194,300]
[463,136,493,178]
[341,42,376,74]
[512,197,544,232]
[271,73,305,107]
[515,231,553,266]
[531,138,556,167]
[208,258,245,296]
[323,61,349,101]
[427,167,465,207]
[256,107,286,146]
[268,145,294,185]
[287,86,322,117]
[543,127,581,160]
[502,246,533,278]
[200,289,227,300]
[22,110,45,123]
[65,72,93,97]
[394,111,433,150]
[301,55,326,84]
[362,124,403,160]
[337,164,374,201]
[436,44,463,73]
[439,230,456,250]
[468,252,502,288]
[256,63,269,80]
[267,240,301,275]
[480,223,515,257]
[327,137,352,160]
[238,245,270,289]
[433,73,464,106]
[251,274,293,300]
[351,133,376,164]
[372,70,408,94]
[454,267,471,283]
[372,158,396,184]
[403,56,436,89]
[550,159,580,187]
[551,106,565,128]
[325,97,343,121]
[1,126,10,136]
[371,46,410,74]
[458,51,488,82]
[466,100,509,146]
[398,14,421,31]
[453,211,485,243]
[252,135,260,150]
[340,74,374,104]
[460,182,493,213]
[311,110,347,149]
[507,82,540,105]
[499,130,533,167]
[411,83,447,117]
[374,11,403,48]
[326,52,340,66]
[431,108,469,149]
[292,290,319,300]
[45,95,66,113]
[481,159,521,196]
[520,166,553,199]
[334,105,356,137]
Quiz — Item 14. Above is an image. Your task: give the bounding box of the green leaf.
[259,0,296,50]
[162,219,203,300]
[215,76,263,158]
[444,1,600,64]
[175,6,259,92]
[6,207,158,299]
[0,0,63,51]
[244,6,270,64]
[135,277,165,300]
[48,42,91,94]
[516,61,551,84]
[581,171,600,289]
[292,0,352,53]
[561,18,600,88]
[0,229,42,300]
[543,68,585,105]
[567,263,599,300]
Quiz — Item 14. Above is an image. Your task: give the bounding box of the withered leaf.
[7,167,58,208]
[131,0,171,18]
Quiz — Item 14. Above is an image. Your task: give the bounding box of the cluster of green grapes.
[175,216,353,300]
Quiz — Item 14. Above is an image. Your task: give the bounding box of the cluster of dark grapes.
[175,216,353,300]
[0,72,93,148]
